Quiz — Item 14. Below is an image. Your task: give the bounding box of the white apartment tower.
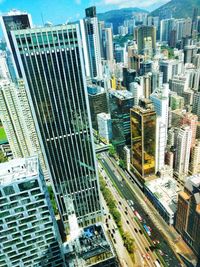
[0,156,65,267]
[174,126,192,181]
[0,79,49,181]
[189,140,200,175]
[80,6,102,79]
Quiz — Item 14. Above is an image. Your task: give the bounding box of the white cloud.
[101,0,168,9]
[74,0,81,5]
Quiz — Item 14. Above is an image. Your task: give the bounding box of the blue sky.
[0,0,169,25]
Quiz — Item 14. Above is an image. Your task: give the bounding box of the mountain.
[98,8,148,34]
[150,0,200,19]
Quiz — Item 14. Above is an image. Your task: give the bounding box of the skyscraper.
[80,6,102,79]
[130,100,157,182]
[11,24,102,227]
[135,25,156,57]
[103,27,114,62]
[0,156,65,267]
[0,10,32,80]
[174,126,192,181]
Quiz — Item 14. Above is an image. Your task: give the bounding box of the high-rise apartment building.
[135,25,156,56]
[11,24,102,227]
[0,10,32,80]
[0,79,49,181]
[175,174,200,258]
[80,6,102,79]
[193,92,200,120]
[0,156,65,267]
[130,100,157,182]
[174,126,192,181]
[189,140,200,174]
[170,92,184,110]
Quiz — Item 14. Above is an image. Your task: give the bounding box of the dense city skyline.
[0,1,200,267]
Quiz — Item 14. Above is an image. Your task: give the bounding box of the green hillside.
[151,0,200,19]
[98,7,148,34]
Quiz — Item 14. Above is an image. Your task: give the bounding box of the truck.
[134,211,142,222]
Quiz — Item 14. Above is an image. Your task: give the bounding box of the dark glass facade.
[130,107,156,181]
[12,25,101,227]
[1,13,31,78]
[109,90,134,156]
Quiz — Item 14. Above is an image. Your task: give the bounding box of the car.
[145,247,149,252]
[139,229,143,234]
[146,253,150,260]
[134,228,138,233]
[106,223,109,228]
[125,211,128,215]
[112,229,115,233]
[119,201,122,205]
[111,233,114,238]
[108,214,111,219]
[142,254,146,259]
[113,238,116,244]
[126,220,129,224]
[159,250,164,256]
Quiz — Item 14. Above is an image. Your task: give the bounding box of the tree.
[0,151,7,163]
[119,159,126,169]
[47,185,58,215]
[108,144,116,158]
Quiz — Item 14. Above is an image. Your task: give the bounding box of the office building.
[88,85,108,130]
[122,67,137,90]
[135,25,156,56]
[80,6,102,79]
[102,27,113,62]
[150,84,169,127]
[169,74,189,97]
[174,126,192,181]
[114,45,126,63]
[109,90,134,155]
[175,174,200,258]
[130,100,157,182]
[0,10,32,80]
[156,117,166,172]
[184,45,198,64]
[0,156,65,267]
[97,113,112,143]
[11,24,102,227]
[160,18,175,43]
[189,140,200,175]
[159,59,183,83]
[0,79,49,181]
[151,71,163,91]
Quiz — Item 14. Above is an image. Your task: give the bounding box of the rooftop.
[145,176,181,215]
[64,223,116,267]
[0,157,38,186]
[109,89,133,100]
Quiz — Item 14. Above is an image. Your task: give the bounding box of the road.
[99,153,183,267]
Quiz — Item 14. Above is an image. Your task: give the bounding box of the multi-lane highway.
[99,153,183,267]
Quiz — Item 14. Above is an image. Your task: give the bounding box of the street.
[99,153,183,267]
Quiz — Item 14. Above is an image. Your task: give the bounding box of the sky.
[0,0,169,26]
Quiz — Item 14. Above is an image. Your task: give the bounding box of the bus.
[143,224,151,236]
[134,211,142,222]
[155,260,161,267]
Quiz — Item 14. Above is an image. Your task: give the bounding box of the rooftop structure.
[109,89,134,100]
[145,176,180,225]
[64,223,118,267]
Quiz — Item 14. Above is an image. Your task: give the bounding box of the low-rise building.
[144,176,180,225]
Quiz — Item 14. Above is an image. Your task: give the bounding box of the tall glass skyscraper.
[0,10,32,80]
[11,24,102,227]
